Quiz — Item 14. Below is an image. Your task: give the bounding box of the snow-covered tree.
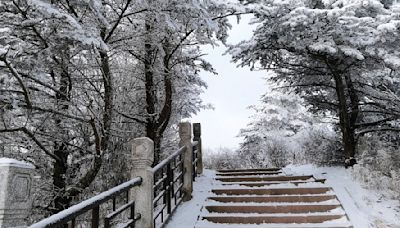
[121,0,237,164]
[0,0,236,217]
[0,0,112,213]
[230,0,400,165]
[238,85,342,167]
[239,87,310,167]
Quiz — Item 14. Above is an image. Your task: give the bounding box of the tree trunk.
[100,49,113,153]
[143,18,160,165]
[344,73,359,167]
[329,61,357,167]
[52,67,72,213]
[143,23,175,166]
[52,143,70,213]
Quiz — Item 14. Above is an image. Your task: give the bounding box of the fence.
[0,122,202,228]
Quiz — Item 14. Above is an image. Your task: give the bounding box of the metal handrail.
[192,140,200,181]
[28,124,202,228]
[29,177,142,228]
[152,146,186,173]
[152,146,186,227]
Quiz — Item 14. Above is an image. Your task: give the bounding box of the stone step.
[195,224,351,228]
[212,187,331,196]
[205,204,341,214]
[201,214,348,224]
[217,168,281,173]
[221,179,326,186]
[208,195,337,203]
[216,175,313,182]
[216,171,282,176]
[195,169,351,227]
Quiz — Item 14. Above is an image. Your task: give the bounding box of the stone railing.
[0,122,202,228]
[0,158,34,228]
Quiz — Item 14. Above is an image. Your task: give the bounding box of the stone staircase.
[195,168,352,227]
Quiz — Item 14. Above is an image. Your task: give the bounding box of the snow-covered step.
[221,179,326,187]
[200,214,350,225]
[217,168,281,173]
[192,169,352,228]
[195,224,351,228]
[200,210,347,217]
[216,175,314,182]
[212,187,332,196]
[197,216,352,227]
[208,195,337,203]
[216,171,282,176]
[203,201,342,207]
[204,204,342,214]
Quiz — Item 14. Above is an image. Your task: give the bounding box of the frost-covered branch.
[0,127,62,162]
[0,56,33,108]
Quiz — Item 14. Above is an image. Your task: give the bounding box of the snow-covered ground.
[165,166,400,228]
[283,164,400,228]
[165,169,217,228]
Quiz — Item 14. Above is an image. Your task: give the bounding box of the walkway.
[166,168,353,228]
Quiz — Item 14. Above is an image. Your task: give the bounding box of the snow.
[165,167,400,228]
[199,210,347,217]
[29,0,82,30]
[384,55,400,68]
[283,164,400,228]
[308,42,338,55]
[377,22,398,33]
[195,218,351,228]
[165,169,217,228]
[27,0,108,51]
[0,157,34,168]
[205,199,341,206]
[339,45,365,60]
[0,28,10,33]
[0,46,8,56]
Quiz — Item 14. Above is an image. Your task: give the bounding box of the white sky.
[190,16,268,151]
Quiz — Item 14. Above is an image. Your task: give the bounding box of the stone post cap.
[131,137,154,163]
[0,158,34,169]
[193,123,201,137]
[0,157,34,218]
[179,122,192,140]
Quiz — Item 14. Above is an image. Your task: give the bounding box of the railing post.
[130,138,154,228]
[179,122,193,201]
[0,158,34,228]
[193,123,203,175]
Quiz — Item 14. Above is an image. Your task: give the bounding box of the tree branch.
[0,127,62,162]
[1,56,33,108]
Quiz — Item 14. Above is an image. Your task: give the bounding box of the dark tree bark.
[52,66,72,213]
[326,59,358,167]
[144,19,159,165]
[143,21,174,166]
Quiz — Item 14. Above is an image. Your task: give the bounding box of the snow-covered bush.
[237,136,292,168]
[296,127,343,166]
[235,86,342,168]
[203,147,243,170]
[351,133,400,199]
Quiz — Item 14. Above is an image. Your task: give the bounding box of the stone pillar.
[193,123,203,175]
[0,158,34,228]
[130,138,154,228]
[179,122,193,201]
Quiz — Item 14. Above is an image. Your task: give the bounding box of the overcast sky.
[190,16,268,151]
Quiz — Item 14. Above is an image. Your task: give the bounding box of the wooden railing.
[27,122,202,228]
[29,177,143,228]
